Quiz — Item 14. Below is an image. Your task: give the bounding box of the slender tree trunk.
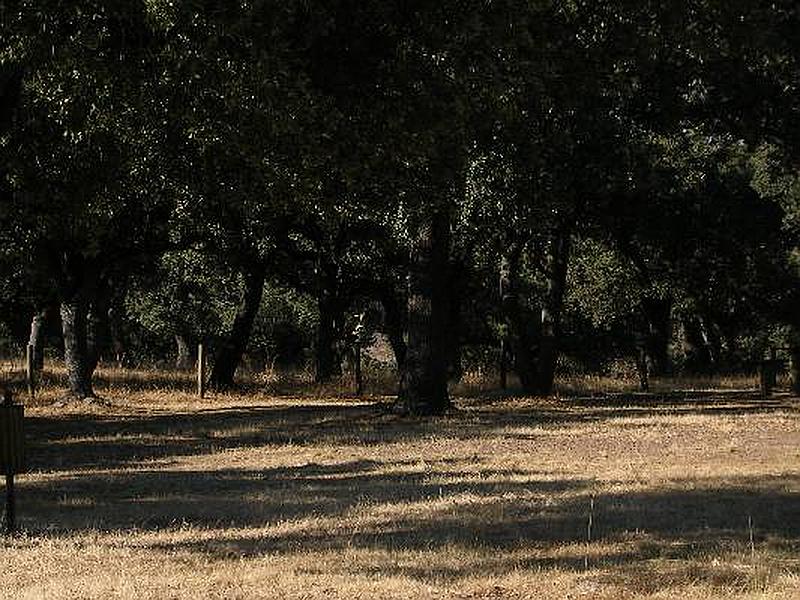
[698,313,722,368]
[789,326,800,395]
[498,255,511,390]
[398,208,451,415]
[635,332,650,392]
[28,309,47,371]
[534,229,572,395]
[315,293,343,383]
[354,344,363,396]
[682,315,715,374]
[502,246,540,394]
[60,298,95,399]
[175,333,193,370]
[209,264,266,390]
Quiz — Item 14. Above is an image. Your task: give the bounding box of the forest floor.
[1,367,799,599]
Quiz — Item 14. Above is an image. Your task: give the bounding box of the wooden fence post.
[354,344,363,397]
[197,343,206,399]
[25,344,35,400]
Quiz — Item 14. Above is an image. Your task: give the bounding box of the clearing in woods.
[1,370,799,599]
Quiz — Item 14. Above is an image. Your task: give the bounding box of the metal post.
[197,343,205,399]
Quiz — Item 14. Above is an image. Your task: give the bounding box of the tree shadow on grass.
[14,391,800,590]
[18,461,798,588]
[23,401,599,473]
[20,457,591,532]
[148,473,800,589]
[23,391,799,474]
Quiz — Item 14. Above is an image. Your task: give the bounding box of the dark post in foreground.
[1,389,25,534]
[197,343,206,399]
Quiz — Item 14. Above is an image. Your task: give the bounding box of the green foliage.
[125,250,241,343]
[249,286,317,369]
[566,238,643,331]
[2,1,800,387]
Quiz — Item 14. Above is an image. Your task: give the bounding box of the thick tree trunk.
[534,230,571,395]
[28,309,47,371]
[209,264,266,390]
[641,296,672,376]
[315,293,343,383]
[60,298,95,399]
[175,333,194,370]
[56,250,102,400]
[398,208,451,415]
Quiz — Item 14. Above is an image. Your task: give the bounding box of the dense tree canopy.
[2,1,799,412]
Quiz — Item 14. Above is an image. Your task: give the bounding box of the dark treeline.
[1,2,799,413]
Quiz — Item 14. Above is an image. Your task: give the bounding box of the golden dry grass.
[1,364,799,599]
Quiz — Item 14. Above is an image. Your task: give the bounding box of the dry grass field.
[1,365,799,599]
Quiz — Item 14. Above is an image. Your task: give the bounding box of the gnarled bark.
[398,208,451,415]
[61,298,94,399]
